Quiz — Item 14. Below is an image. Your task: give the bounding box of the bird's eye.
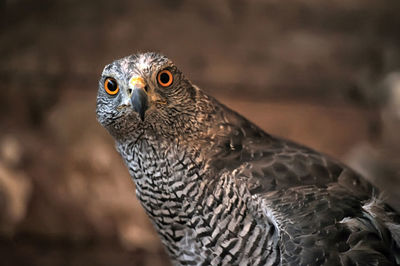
[157,70,173,87]
[104,77,119,95]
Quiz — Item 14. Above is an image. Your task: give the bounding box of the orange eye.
[104,77,119,95]
[157,70,173,87]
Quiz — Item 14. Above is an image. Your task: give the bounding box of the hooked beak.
[129,77,148,121]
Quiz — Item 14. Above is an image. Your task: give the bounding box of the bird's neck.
[116,94,270,225]
[116,135,214,254]
[117,134,209,217]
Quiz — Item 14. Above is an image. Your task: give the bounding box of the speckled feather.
[96,52,400,265]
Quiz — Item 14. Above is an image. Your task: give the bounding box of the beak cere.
[129,77,148,121]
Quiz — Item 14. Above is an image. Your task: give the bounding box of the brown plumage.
[96,52,400,265]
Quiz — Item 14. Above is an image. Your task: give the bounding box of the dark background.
[1,0,400,265]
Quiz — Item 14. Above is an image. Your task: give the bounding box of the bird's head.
[96,52,208,141]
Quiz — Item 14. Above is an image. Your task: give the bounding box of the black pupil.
[160,72,170,84]
[107,79,117,91]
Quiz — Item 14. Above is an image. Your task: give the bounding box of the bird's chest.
[117,140,202,228]
[117,141,278,265]
[119,142,181,206]
[171,175,279,265]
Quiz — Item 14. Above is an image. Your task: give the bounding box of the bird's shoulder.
[206,106,400,264]
[207,105,373,197]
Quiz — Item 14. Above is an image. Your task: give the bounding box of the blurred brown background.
[1,0,400,265]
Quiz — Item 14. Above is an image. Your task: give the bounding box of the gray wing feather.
[208,107,400,265]
[209,107,372,195]
[258,185,399,265]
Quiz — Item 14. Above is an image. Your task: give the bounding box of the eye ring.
[104,77,119,95]
[157,70,173,87]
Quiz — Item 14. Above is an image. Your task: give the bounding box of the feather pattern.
[96,52,400,265]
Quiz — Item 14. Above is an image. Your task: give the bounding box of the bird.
[96,52,400,265]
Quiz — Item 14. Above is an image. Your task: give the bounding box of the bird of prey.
[96,52,400,265]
